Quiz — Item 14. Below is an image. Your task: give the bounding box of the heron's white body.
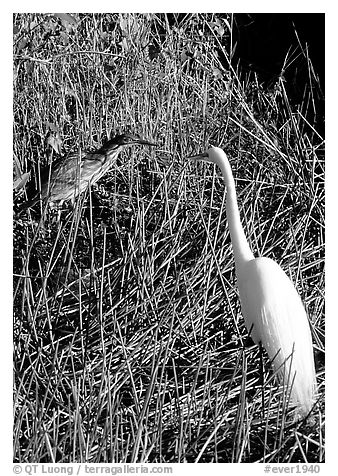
[191,146,316,416]
[238,256,316,415]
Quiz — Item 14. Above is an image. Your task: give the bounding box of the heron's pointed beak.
[188,151,209,161]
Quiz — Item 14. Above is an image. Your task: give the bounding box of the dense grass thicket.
[13,13,324,463]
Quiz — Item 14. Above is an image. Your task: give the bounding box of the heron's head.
[188,146,225,167]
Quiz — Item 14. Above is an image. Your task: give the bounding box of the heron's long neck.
[218,158,254,267]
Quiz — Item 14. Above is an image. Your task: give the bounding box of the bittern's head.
[102,133,157,152]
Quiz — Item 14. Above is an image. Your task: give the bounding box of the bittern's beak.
[135,137,157,146]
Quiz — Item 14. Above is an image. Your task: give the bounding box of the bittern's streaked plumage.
[18,133,156,214]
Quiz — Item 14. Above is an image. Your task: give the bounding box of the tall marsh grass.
[13,13,324,463]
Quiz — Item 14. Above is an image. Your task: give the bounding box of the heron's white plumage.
[238,256,316,415]
[190,146,316,416]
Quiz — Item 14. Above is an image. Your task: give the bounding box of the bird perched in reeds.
[17,133,156,214]
[189,146,317,417]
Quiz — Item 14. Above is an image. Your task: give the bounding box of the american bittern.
[18,133,156,214]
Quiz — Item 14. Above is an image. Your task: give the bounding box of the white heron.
[189,146,316,417]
